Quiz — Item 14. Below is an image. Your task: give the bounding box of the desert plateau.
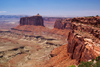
[0,0,100,67]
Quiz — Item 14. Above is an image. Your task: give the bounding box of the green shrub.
[69,56,100,67]
[78,56,100,67]
[78,61,92,67]
[96,61,100,67]
[96,15,99,17]
[96,56,100,61]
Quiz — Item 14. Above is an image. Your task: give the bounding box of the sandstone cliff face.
[67,17,100,63]
[44,30,100,67]
[44,18,100,67]
[54,19,71,29]
[67,31,99,63]
[20,15,44,26]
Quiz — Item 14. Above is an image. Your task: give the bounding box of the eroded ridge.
[44,17,100,67]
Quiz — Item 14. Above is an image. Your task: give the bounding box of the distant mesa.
[20,14,44,26]
[54,19,71,29]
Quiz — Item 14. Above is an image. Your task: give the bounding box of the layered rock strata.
[71,17,100,27]
[72,23,100,39]
[20,14,44,26]
[68,17,100,63]
[44,17,100,67]
[54,19,71,29]
[67,31,100,63]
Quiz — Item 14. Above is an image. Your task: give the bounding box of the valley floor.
[0,31,67,67]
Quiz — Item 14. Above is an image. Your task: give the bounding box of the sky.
[0,0,100,17]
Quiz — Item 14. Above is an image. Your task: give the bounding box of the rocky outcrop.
[54,19,71,29]
[44,30,100,67]
[66,17,100,64]
[20,14,44,26]
[67,31,99,63]
[71,17,100,27]
[72,23,100,39]
[67,17,100,63]
[44,17,100,67]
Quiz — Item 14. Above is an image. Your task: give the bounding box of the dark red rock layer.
[54,19,71,29]
[67,31,97,63]
[67,17,100,63]
[20,15,44,26]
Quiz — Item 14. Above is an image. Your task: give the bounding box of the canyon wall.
[67,31,99,63]
[68,17,100,62]
[44,17,100,67]
[54,19,71,29]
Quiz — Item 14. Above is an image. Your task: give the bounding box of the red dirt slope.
[44,44,77,67]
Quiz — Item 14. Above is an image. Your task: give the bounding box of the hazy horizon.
[0,0,100,17]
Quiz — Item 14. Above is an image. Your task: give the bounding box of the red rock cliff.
[54,19,71,29]
[20,14,44,26]
[67,31,98,63]
[44,18,100,67]
[67,17,100,63]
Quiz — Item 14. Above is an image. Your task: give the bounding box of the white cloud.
[0,11,6,13]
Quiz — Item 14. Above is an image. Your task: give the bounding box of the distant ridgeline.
[0,15,28,19]
[20,14,44,26]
